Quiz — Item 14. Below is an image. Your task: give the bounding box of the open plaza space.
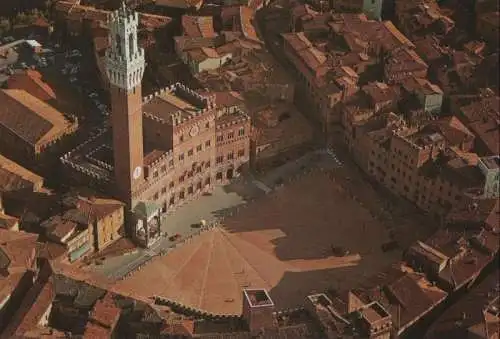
[112,169,407,314]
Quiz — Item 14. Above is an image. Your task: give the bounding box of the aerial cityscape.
[0,0,498,338]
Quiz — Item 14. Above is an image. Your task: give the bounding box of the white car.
[89,92,98,98]
[69,77,78,83]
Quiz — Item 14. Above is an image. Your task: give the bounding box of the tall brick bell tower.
[105,3,145,206]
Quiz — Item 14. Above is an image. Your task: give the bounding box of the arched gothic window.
[129,33,134,59]
[116,34,122,55]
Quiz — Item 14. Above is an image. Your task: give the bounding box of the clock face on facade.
[133,166,142,180]
[190,125,200,137]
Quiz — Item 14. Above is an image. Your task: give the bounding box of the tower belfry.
[105,3,145,205]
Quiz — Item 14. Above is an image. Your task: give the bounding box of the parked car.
[69,77,78,83]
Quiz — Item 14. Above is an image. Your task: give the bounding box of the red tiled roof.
[213,91,244,108]
[424,116,474,148]
[64,197,123,224]
[55,1,171,29]
[221,6,260,42]
[82,322,111,339]
[7,69,57,102]
[0,153,44,193]
[425,269,499,339]
[155,0,204,9]
[36,241,68,262]
[385,47,428,73]
[45,216,78,242]
[0,229,38,272]
[0,278,55,339]
[0,89,75,147]
[181,15,216,38]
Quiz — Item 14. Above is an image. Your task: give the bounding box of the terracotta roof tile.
[425,268,499,339]
[7,69,56,102]
[0,272,26,311]
[423,116,474,148]
[221,6,260,42]
[0,89,75,147]
[155,0,203,9]
[82,322,111,338]
[0,278,55,339]
[56,1,171,29]
[0,229,38,272]
[44,216,78,242]
[0,153,44,193]
[385,47,428,73]
[63,196,123,225]
[181,15,216,38]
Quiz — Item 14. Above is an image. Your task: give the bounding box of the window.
[188,186,193,194]
[179,175,185,183]
[169,181,174,188]
[179,190,185,199]
[179,153,184,161]
[238,149,245,157]
[205,140,211,147]
[238,128,245,136]
[153,171,159,178]
[216,135,223,142]
[179,135,184,142]
[161,165,167,172]
[216,156,223,164]
[228,132,235,139]
[154,192,159,200]
[197,166,202,173]
[169,160,174,167]
[188,149,193,157]
[205,122,210,128]
[205,161,211,168]
[161,187,167,194]
[227,152,234,160]
[196,144,202,152]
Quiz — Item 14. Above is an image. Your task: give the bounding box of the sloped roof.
[181,15,216,38]
[0,229,38,271]
[63,197,124,225]
[7,69,57,102]
[0,89,74,147]
[0,153,44,193]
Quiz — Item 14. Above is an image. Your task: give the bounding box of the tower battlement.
[105,2,145,91]
[143,83,217,127]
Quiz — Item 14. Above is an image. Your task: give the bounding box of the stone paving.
[112,169,400,314]
[86,150,344,280]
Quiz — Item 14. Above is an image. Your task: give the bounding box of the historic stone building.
[61,4,251,247]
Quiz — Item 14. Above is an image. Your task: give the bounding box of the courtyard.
[112,169,404,314]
